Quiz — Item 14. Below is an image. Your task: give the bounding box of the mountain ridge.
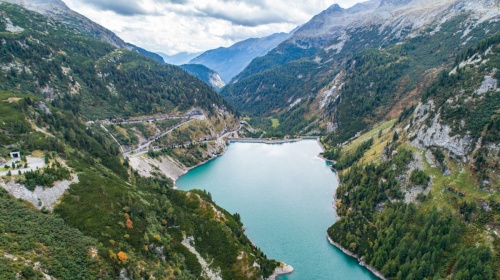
[158,51,202,65]
[1,0,127,48]
[189,31,294,82]
[222,0,500,140]
[1,0,164,62]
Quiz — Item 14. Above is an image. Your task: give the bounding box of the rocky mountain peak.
[326,4,345,13]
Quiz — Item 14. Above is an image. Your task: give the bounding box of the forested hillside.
[222,0,500,140]
[0,3,278,279]
[0,3,232,120]
[326,36,500,279]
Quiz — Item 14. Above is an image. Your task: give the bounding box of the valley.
[0,0,500,279]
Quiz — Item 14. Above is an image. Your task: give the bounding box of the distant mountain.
[181,64,226,90]
[158,51,202,65]
[189,31,294,83]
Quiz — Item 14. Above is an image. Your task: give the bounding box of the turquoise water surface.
[176,141,376,280]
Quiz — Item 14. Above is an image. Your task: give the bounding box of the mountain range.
[223,0,500,138]
[1,0,500,278]
[189,31,295,83]
[157,51,202,65]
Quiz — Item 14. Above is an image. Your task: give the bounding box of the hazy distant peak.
[347,0,382,14]
[158,51,203,65]
[188,31,293,82]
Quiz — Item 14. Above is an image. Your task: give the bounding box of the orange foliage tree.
[117,251,128,264]
[126,218,133,229]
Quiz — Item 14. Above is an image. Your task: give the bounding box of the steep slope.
[2,0,127,48]
[0,3,279,279]
[223,0,500,139]
[159,51,202,65]
[2,0,163,61]
[0,3,233,120]
[325,35,500,279]
[181,64,226,90]
[189,31,293,83]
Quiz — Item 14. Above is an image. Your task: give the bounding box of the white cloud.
[63,0,367,54]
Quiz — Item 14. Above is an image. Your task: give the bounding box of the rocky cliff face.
[410,102,475,159]
[180,64,226,90]
[409,39,500,163]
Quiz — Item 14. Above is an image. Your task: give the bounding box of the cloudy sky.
[63,0,365,55]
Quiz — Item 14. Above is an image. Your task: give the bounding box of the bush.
[409,169,430,188]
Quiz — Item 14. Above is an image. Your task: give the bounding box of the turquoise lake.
[176,140,376,280]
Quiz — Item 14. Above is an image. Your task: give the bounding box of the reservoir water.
[176,140,376,280]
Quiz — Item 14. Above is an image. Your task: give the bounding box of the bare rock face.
[412,112,474,158]
[288,0,499,51]
[1,175,79,211]
[380,0,413,5]
[474,76,498,95]
[410,100,476,160]
[2,0,127,48]
[208,72,226,90]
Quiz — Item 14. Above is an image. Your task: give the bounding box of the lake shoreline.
[174,138,324,188]
[174,139,377,279]
[173,141,297,278]
[267,263,294,280]
[326,235,387,280]
[173,146,227,189]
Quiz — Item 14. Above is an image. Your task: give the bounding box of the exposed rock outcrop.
[0,174,79,210]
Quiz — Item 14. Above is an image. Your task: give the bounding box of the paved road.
[128,123,242,158]
[125,118,196,156]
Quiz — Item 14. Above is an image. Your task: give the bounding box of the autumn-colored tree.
[117,251,128,264]
[126,218,133,229]
[152,234,161,242]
